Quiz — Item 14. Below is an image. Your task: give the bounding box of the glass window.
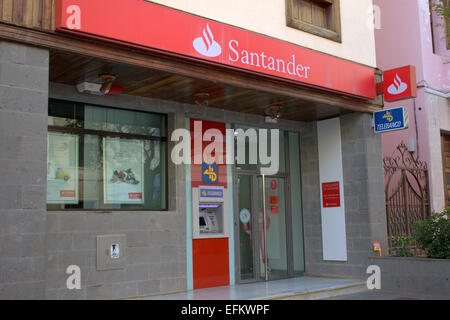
[286,0,342,43]
[47,99,167,211]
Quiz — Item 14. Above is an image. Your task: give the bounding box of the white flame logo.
[193,24,222,58]
[387,74,408,95]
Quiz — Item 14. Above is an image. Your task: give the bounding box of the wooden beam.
[0,22,382,113]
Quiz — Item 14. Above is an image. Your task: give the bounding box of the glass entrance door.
[257,176,288,280]
[237,173,289,282]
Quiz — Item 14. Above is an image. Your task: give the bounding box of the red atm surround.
[190,119,229,289]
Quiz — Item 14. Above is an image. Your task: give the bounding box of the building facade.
[374,0,450,213]
[0,0,386,299]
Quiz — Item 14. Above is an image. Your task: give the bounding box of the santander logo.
[192,23,311,80]
[193,24,222,57]
[387,74,408,95]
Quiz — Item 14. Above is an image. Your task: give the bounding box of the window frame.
[47,99,169,212]
[285,0,342,43]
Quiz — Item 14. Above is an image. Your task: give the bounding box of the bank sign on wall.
[374,107,409,133]
[55,0,376,100]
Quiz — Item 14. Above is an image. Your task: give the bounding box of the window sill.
[287,18,342,43]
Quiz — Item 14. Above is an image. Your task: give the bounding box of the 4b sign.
[374,107,409,133]
[202,163,218,184]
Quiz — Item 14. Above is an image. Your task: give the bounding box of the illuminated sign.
[55,0,376,99]
[383,66,417,102]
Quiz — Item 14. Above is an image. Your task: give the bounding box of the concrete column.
[340,113,387,267]
[0,41,49,299]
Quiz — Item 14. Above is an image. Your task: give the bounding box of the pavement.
[135,276,366,300]
[323,290,449,300]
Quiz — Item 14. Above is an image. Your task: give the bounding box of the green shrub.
[391,234,414,257]
[413,208,450,259]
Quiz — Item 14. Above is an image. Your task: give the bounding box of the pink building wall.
[374,0,450,212]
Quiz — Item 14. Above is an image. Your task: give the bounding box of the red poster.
[55,0,375,99]
[270,196,278,204]
[270,180,277,190]
[270,206,279,214]
[60,190,76,197]
[322,181,341,208]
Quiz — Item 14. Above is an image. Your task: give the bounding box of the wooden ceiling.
[49,50,351,122]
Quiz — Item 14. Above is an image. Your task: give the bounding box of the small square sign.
[201,163,218,184]
[110,243,120,259]
[270,196,278,204]
[322,181,341,208]
[270,205,279,214]
[383,65,417,102]
[270,180,277,190]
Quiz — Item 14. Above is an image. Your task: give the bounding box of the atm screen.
[199,216,206,226]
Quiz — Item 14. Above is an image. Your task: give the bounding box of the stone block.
[0,158,46,186]
[0,85,48,114]
[86,213,113,232]
[22,186,46,210]
[86,283,113,300]
[58,287,87,300]
[59,213,86,233]
[125,264,150,282]
[0,110,47,138]
[0,185,22,209]
[111,281,139,299]
[0,257,45,283]
[0,42,27,65]
[160,277,186,293]
[0,61,49,92]
[137,279,160,296]
[21,234,46,257]
[3,210,46,235]
[0,281,45,300]
[46,233,73,252]
[0,234,22,258]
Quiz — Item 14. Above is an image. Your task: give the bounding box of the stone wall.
[45,84,188,299]
[370,256,450,297]
[0,41,49,299]
[302,113,386,278]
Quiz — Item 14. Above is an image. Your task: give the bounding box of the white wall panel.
[317,118,347,261]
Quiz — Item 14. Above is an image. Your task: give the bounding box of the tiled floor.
[138,276,365,300]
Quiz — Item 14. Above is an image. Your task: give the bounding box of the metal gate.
[383,142,431,255]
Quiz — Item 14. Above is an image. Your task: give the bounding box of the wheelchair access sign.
[374,107,409,133]
[202,163,218,184]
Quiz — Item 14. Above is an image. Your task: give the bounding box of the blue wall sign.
[374,107,409,133]
[201,163,218,184]
[200,188,224,199]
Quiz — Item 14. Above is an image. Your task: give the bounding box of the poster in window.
[47,132,79,204]
[103,137,144,204]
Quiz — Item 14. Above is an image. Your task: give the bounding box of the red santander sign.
[383,65,417,102]
[55,0,376,100]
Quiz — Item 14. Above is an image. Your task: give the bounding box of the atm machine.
[192,186,230,239]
